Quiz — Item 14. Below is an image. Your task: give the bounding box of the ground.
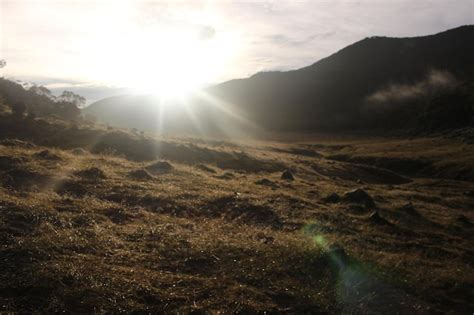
[0,118,473,313]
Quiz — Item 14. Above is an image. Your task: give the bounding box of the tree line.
[0,78,85,120]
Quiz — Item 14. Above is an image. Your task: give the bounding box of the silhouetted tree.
[30,85,55,101]
[58,90,86,108]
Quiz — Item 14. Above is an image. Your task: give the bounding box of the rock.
[343,188,375,207]
[75,167,106,179]
[322,193,341,203]
[399,202,420,217]
[281,170,294,181]
[255,178,279,189]
[34,150,61,160]
[127,169,154,180]
[145,161,173,174]
[369,210,390,225]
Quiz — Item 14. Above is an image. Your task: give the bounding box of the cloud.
[366,70,458,104]
[267,31,337,47]
[198,25,216,41]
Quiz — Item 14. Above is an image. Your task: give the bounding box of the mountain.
[85,25,474,134]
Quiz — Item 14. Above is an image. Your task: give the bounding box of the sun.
[89,10,240,101]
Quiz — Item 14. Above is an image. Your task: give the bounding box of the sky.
[1,0,473,103]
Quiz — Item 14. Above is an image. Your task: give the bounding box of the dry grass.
[0,120,473,313]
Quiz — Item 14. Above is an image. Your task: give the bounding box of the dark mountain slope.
[208,25,474,131]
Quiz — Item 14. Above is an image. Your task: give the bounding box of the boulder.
[281,170,294,181]
[343,188,375,207]
[369,210,390,225]
[127,169,154,180]
[322,193,341,203]
[399,202,420,217]
[34,150,61,160]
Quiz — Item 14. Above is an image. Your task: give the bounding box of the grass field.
[0,118,473,313]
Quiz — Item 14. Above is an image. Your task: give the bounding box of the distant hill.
[84,94,262,137]
[86,25,474,134]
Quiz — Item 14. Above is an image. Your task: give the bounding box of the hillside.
[86,25,474,134]
[0,115,473,313]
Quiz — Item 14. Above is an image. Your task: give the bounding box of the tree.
[30,85,56,101]
[58,90,86,108]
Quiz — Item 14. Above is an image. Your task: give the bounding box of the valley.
[0,119,472,313]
